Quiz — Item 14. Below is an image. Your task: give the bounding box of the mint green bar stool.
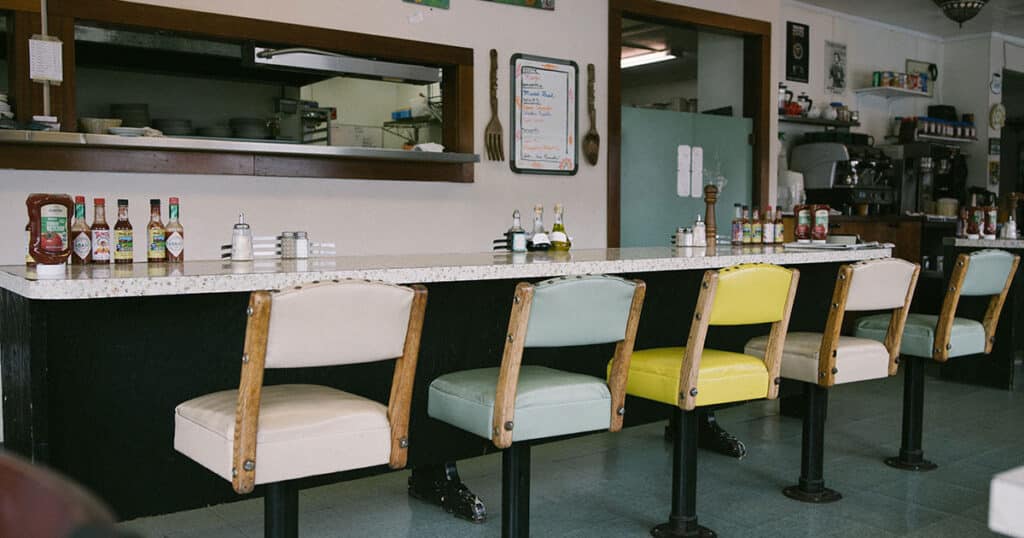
[855,249,1019,471]
[427,274,646,538]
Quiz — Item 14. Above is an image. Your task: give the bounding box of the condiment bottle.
[26,193,74,276]
[231,213,254,261]
[280,231,297,259]
[508,210,527,252]
[295,231,310,259]
[812,205,830,244]
[693,214,706,247]
[731,203,743,245]
[795,204,812,243]
[165,197,184,263]
[984,206,998,240]
[762,207,775,244]
[751,208,762,243]
[113,199,134,264]
[91,198,111,264]
[741,205,751,244]
[147,199,167,263]
[774,206,785,244]
[70,195,92,265]
[25,222,35,266]
[550,203,571,251]
[529,204,550,251]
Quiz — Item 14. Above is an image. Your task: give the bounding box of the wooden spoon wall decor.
[582,63,600,166]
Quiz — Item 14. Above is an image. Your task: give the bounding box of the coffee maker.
[789,142,897,215]
[882,142,966,214]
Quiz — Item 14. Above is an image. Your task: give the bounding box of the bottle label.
[92,230,112,261]
[166,232,184,258]
[550,231,568,243]
[148,229,166,260]
[775,221,785,243]
[763,222,775,244]
[73,232,91,260]
[731,222,743,243]
[170,205,179,221]
[752,223,762,242]
[39,204,69,253]
[25,228,34,264]
[796,209,811,240]
[813,208,829,241]
[742,223,751,243]
[114,230,133,261]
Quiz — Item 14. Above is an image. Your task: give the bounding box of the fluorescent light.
[621,50,677,69]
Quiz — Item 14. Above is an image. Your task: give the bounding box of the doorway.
[607,0,771,247]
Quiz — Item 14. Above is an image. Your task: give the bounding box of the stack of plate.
[152,118,193,136]
[196,125,233,138]
[110,103,150,127]
[0,93,12,120]
[229,117,271,140]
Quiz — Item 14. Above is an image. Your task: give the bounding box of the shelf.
[853,86,931,99]
[914,134,979,144]
[779,116,860,128]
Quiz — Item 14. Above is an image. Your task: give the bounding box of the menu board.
[510,54,578,175]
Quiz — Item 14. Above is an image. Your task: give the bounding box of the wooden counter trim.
[607,280,645,432]
[231,291,271,495]
[981,255,1020,354]
[387,285,428,469]
[491,283,534,449]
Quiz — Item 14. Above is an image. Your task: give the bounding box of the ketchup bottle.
[26,193,75,276]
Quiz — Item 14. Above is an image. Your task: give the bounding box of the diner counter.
[0,245,891,300]
[945,237,1024,249]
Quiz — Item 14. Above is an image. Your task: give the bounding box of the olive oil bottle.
[550,203,571,251]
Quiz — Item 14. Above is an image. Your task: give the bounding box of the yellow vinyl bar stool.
[855,249,1019,471]
[744,258,920,503]
[615,263,799,538]
[173,280,427,538]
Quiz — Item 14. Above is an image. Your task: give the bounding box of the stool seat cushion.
[616,347,769,407]
[427,366,611,443]
[744,332,890,385]
[174,384,391,485]
[855,313,986,359]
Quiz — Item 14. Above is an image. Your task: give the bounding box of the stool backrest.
[677,264,800,410]
[933,249,1020,360]
[821,258,920,385]
[491,274,646,448]
[524,275,640,348]
[709,263,794,326]
[265,280,416,368]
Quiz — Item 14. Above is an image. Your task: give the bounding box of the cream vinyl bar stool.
[745,258,919,503]
[173,280,427,538]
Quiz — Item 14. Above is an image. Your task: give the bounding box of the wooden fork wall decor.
[485,49,505,161]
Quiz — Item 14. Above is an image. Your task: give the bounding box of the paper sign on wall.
[676,145,691,197]
[29,35,63,84]
[690,146,703,198]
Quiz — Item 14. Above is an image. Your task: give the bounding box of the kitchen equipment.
[230,213,253,261]
[230,117,272,140]
[484,49,504,161]
[778,83,793,113]
[937,197,959,217]
[274,99,331,144]
[790,142,896,215]
[797,93,813,116]
[582,63,600,166]
[778,170,805,211]
[152,118,193,136]
[110,103,150,127]
[78,117,122,134]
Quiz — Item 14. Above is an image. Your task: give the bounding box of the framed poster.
[510,53,578,175]
[403,0,449,7]
[483,0,555,9]
[786,22,809,83]
[825,41,846,94]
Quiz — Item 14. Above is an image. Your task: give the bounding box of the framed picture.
[905,59,937,96]
[786,22,809,83]
[403,0,450,8]
[510,54,577,175]
[483,0,554,9]
[825,41,846,94]
[990,138,1001,156]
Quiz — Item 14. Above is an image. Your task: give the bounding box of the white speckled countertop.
[0,246,891,300]
[944,238,1024,249]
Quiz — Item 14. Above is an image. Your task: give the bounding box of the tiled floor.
[122,371,1024,537]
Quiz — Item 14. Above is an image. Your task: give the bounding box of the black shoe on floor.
[408,462,487,523]
[664,412,747,459]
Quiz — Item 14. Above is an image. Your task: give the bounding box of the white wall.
[778,1,945,153]
[943,36,995,191]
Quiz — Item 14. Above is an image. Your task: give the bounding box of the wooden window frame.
[0,0,475,182]
[607,0,771,246]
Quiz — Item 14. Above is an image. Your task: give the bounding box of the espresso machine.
[789,142,897,214]
[881,142,966,214]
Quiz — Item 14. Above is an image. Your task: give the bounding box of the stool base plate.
[651,522,716,538]
[782,485,842,503]
[884,456,937,472]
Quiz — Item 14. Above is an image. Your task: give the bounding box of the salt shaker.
[230,213,254,261]
[295,231,310,259]
[693,214,707,247]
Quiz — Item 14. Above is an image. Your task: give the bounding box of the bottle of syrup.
[165,197,185,263]
[26,193,74,276]
[91,198,112,264]
[147,199,167,263]
[113,199,134,264]
[70,195,92,265]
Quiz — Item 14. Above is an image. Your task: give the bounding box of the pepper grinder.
[231,212,253,261]
[703,185,718,245]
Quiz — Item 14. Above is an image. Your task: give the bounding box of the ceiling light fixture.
[933,0,988,27]
[621,50,677,69]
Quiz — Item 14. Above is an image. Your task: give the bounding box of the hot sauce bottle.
[26,193,74,272]
[774,206,785,244]
[762,206,775,244]
[113,199,134,264]
[147,199,167,263]
[741,205,751,244]
[751,207,763,243]
[70,196,92,265]
[91,198,112,264]
[165,197,185,263]
[731,203,743,245]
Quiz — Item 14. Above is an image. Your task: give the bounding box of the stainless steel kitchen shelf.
[0,130,480,164]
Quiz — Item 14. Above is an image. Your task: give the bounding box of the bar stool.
[427,274,645,538]
[173,280,427,538]
[744,258,920,503]
[617,263,799,537]
[855,249,1019,471]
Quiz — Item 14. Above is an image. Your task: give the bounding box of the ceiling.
[796,0,1024,39]
[621,18,698,86]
